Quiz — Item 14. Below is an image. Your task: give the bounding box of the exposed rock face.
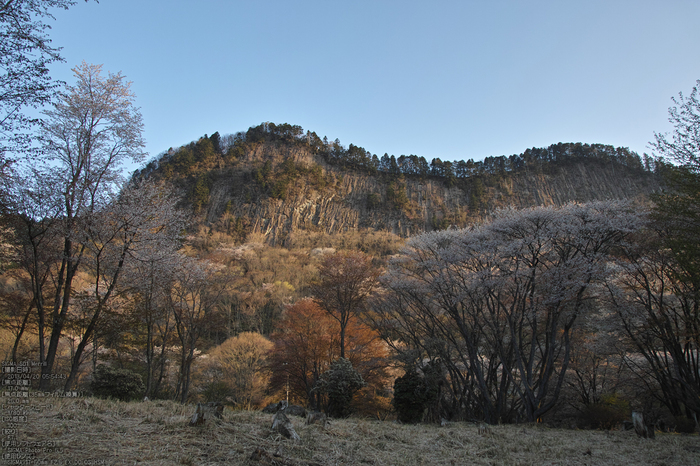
[504,163,656,208]
[191,143,660,245]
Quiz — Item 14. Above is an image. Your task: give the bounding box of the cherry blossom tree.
[614,80,700,422]
[37,62,146,389]
[374,201,644,423]
[5,61,144,389]
[651,79,700,295]
[606,229,700,421]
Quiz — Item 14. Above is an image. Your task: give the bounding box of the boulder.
[632,411,655,439]
[271,411,300,441]
[262,402,280,414]
[262,400,289,414]
[477,422,492,435]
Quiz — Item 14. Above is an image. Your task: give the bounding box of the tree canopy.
[0,0,89,165]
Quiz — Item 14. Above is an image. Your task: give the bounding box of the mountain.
[135,123,661,247]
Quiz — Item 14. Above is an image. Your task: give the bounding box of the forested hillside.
[135,122,660,245]
[4,112,697,434]
[1,2,698,463]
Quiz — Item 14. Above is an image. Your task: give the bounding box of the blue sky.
[47,0,700,167]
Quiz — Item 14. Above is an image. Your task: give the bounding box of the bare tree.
[0,268,33,362]
[62,180,185,390]
[3,170,63,364]
[170,258,226,403]
[312,251,379,359]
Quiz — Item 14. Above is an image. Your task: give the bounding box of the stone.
[262,402,280,414]
[271,411,300,441]
[478,422,492,435]
[262,400,288,414]
[632,411,655,439]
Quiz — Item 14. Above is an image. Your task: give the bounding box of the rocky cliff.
[185,141,659,246]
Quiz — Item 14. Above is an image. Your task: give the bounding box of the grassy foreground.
[3,396,699,465]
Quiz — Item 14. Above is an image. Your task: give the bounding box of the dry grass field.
[3,396,699,466]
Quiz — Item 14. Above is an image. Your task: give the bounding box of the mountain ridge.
[135,123,661,246]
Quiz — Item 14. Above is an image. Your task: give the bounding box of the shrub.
[392,370,426,423]
[674,416,697,434]
[90,365,144,401]
[392,364,442,424]
[313,358,366,418]
[208,332,273,409]
[367,193,382,210]
[579,394,630,429]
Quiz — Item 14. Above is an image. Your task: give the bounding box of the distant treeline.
[137,122,657,184]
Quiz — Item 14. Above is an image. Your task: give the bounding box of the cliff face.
[197,142,659,245]
[498,162,657,208]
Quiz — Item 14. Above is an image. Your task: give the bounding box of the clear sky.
[46,0,700,166]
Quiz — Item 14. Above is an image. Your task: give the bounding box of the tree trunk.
[64,301,105,391]
[145,317,154,397]
[153,320,170,397]
[11,304,33,363]
[64,254,123,391]
[40,251,76,390]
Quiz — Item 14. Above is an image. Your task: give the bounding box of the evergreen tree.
[313,358,366,418]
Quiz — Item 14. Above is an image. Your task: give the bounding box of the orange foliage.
[312,251,380,359]
[268,298,389,413]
